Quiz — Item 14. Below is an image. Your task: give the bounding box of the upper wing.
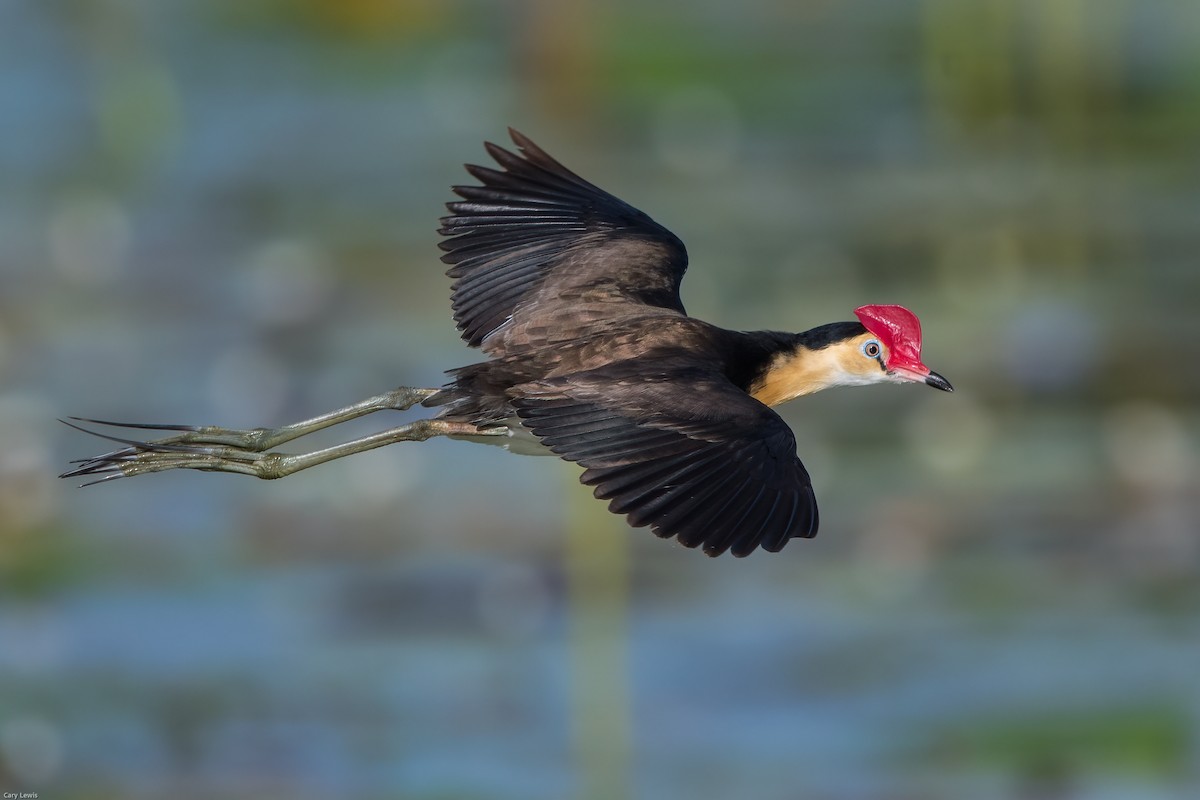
[438,129,689,354]
[513,364,819,557]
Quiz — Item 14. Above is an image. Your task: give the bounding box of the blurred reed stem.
[566,475,631,800]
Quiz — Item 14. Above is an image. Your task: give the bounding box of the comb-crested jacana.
[63,130,952,557]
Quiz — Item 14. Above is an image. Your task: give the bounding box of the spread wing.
[513,364,820,557]
[438,129,689,354]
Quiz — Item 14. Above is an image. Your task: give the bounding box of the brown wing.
[513,363,819,557]
[438,129,689,354]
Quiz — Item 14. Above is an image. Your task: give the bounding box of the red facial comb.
[853,304,928,375]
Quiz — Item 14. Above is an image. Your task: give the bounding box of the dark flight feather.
[511,364,819,557]
[439,129,689,354]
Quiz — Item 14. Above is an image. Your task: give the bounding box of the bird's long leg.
[60,386,498,485]
[79,386,441,452]
[65,419,502,483]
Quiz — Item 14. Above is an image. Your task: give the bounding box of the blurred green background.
[2,1,1199,798]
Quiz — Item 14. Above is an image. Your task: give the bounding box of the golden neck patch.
[749,337,885,406]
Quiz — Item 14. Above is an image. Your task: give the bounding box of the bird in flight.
[63,129,952,557]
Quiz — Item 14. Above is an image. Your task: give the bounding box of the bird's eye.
[861,339,881,359]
